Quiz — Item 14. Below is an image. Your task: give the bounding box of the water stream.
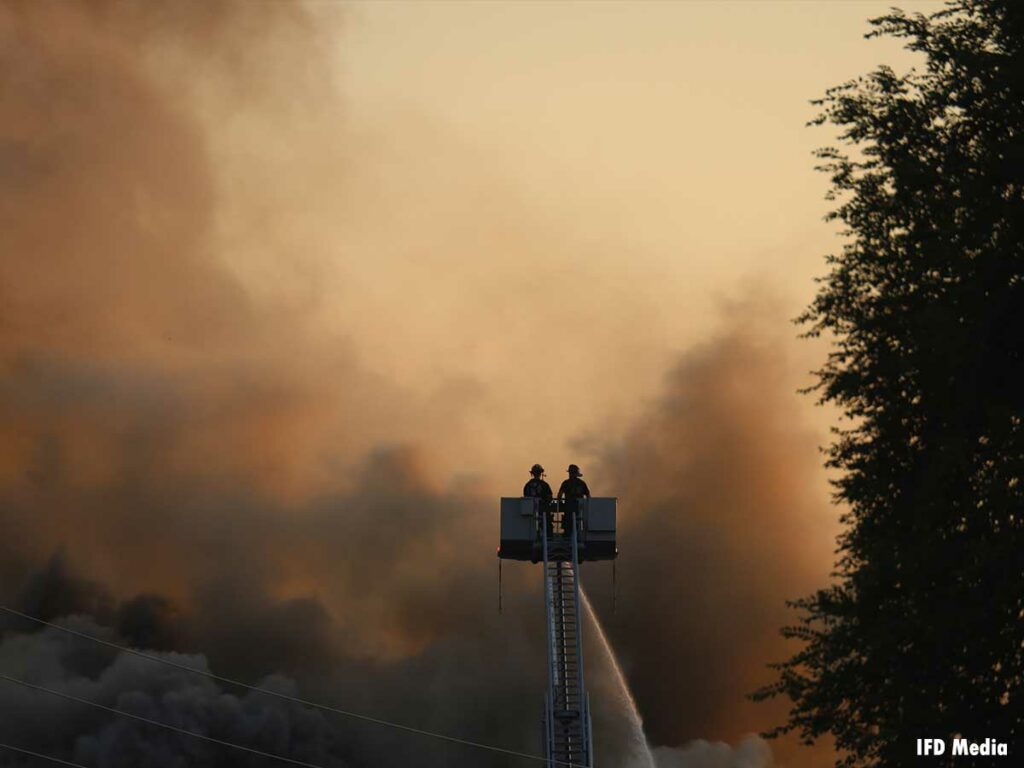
[580,587,657,768]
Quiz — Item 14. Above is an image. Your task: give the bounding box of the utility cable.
[0,742,92,768]
[0,605,583,768]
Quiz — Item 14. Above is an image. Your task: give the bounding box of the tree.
[754,2,1024,766]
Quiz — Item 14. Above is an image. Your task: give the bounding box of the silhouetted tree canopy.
[755,2,1024,766]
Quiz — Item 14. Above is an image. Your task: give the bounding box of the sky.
[0,1,943,767]
[325,0,938,488]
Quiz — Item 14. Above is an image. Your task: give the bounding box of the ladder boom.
[542,507,591,768]
[498,496,616,768]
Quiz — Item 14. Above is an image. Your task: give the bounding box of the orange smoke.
[1,2,838,766]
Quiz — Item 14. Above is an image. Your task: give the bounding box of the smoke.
[0,616,351,767]
[0,1,836,766]
[652,736,774,768]
[583,299,836,766]
[0,4,527,763]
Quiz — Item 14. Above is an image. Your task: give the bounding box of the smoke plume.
[584,302,835,766]
[0,1,836,766]
[0,616,351,767]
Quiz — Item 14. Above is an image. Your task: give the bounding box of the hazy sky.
[322,0,941,490]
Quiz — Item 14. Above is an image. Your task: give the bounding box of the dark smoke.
[585,304,835,767]
[0,615,351,767]
[0,468,547,767]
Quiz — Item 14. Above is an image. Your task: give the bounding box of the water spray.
[580,588,657,768]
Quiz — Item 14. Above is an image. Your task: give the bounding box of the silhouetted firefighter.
[557,464,590,533]
[524,463,553,505]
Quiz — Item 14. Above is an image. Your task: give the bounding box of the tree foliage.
[755,2,1024,765]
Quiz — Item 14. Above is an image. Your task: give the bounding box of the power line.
[0,673,333,768]
[0,742,91,768]
[0,605,578,768]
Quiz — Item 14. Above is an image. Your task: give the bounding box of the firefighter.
[523,463,553,505]
[557,464,590,533]
[525,463,553,536]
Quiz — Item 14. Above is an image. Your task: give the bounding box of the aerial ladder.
[499,495,618,768]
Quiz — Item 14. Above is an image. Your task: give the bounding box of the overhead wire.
[0,742,92,768]
[0,605,578,768]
